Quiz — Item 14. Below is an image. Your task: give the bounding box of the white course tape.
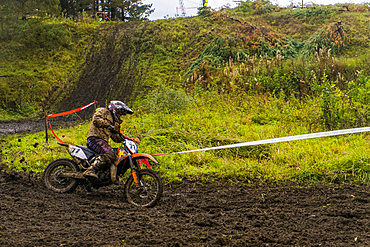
[171,127,370,155]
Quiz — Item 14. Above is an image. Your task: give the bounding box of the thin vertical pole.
[45,117,49,143]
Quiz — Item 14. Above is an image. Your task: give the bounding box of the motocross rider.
[83,100,140,180]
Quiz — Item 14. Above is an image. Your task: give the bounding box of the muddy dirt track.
[1,166,370,247]
[0,118,83,136]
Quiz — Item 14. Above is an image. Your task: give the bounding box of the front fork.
[128,155,141,186]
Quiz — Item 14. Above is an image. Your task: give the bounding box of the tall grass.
[2,89,370,185]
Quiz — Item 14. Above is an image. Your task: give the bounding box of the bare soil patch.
[1,164,370,246]
[0,118,85,136]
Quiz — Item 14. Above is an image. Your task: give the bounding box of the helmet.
[108,101,133,124]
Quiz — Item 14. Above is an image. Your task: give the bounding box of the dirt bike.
[43,136,163,207]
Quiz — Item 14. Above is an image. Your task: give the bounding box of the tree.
[58,0,153,21]
[0,0,59,19]
[59,0,91,16]
[119,0,154,21]
[33,0,60,16]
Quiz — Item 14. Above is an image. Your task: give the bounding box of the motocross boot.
[83,156,104,180]
[108,150,119,183]
[83,151,116,180]
[110,163,118,184]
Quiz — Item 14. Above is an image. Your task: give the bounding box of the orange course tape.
[45,101,97,144]
[48,120,65,144]
[45,101,97,119]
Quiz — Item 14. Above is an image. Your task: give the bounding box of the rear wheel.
[124,169,163,207]
[43,158,79,193]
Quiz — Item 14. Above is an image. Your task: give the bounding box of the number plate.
[125,139,138,153]
[68,145,88,160]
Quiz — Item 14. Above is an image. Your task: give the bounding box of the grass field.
[2,92,370,185]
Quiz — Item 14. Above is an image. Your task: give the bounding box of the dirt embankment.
[1,164,370,246]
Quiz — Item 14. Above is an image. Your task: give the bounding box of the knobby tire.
[43,158,80,193]
[124,169,163,208]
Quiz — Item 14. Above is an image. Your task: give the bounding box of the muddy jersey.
[88,108,122,143]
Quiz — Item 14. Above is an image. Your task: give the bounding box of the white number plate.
[125,139,138,153]
[68,145,88,160]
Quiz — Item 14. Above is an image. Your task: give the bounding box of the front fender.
[132,153,158,164]
[132,153,158,169]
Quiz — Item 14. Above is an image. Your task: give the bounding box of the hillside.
[3,3,370,185]
[3,5,370,245]
[1,3,370,120]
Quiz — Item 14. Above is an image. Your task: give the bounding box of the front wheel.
[124,169,163,207]
[43,158,80,193]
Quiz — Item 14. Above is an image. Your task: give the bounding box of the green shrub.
[197,7,212,17]
[139,84,192,113]
[309,71,370,130]
[291,6,335,18]
[239,0,279,15]
[302,21,348,55]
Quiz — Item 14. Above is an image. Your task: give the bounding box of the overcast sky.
[145,0,368,20]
